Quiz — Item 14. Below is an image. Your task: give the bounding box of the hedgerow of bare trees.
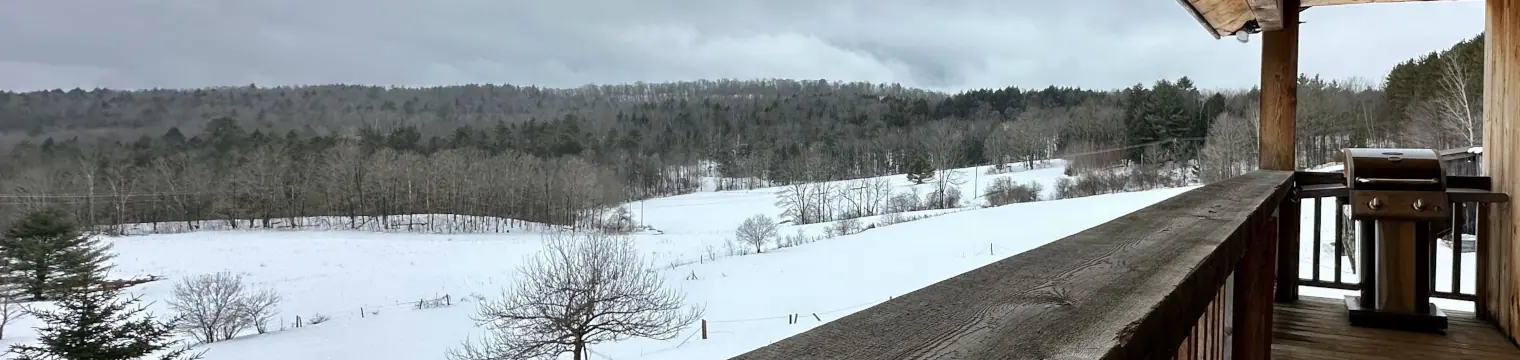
[834,177,892,219]
[986,109,1058,170]
[776,180,834,225]
[450,232,702,360]
[167,272,283,343]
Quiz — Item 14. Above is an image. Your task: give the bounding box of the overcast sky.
[0,0,1486,93]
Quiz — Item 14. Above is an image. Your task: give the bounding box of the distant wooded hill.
[0,34,1482,231]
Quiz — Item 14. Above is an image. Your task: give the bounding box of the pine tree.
[905,153,935,185]
[9,287,202,360]
[0,207,114,300]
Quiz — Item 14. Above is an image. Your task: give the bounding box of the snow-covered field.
[15,160,1455,360]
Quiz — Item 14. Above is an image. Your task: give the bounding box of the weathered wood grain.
[1177,0,1460,39]
[1235,203,1277,360]
[1273,296,1520,359]
[1248,0,1286,31]
[1301,0,1459,6]
[1484,0,1520,344]
[1259,0,1298,173]
[730,170,1294,360]
[1276,195,1300,302]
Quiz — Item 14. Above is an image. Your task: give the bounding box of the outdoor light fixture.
[1235,19,1263,44]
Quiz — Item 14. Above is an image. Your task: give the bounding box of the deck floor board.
[1273,296,1520,360]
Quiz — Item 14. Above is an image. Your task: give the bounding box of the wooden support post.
[1261,0,1299,306]
[1483,0,1520,343]
[1233,216,1276,360]
[1258,0,1299,172]
[1276,196,1300,303]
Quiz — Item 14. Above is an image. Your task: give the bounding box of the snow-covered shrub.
[307,313,330,325]
[828,217,862,237]
[1054,171,1127,199]
[777,229,810,248]
[984,178,1043,206]
[925,187,962,210]
[887,190,923,213]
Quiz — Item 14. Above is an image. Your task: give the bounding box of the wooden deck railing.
[731,170,1295,360]
[1284,172,1508,307]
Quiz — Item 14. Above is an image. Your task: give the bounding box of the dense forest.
[0,35,1484,233]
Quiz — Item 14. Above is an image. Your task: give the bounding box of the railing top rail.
[731,170,1294,360]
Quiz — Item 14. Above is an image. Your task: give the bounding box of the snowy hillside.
[0,161,1198,360]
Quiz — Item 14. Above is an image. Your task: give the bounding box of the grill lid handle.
[1354,177,1440,185]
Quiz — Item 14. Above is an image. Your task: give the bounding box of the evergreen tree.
[9,287,202,360]
[0,207,113,300]
[905,153,935,184]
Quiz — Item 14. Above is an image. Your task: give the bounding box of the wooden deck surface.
[1274,296,1520,359]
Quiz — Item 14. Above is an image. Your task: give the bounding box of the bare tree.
[1434,53,1481,147]
[450,232,702,360]
[832,177,892,219]
[1200,112,1258,183]
[920,122,964,173]
[168,272,246,343]
[833,180,865,219]
[1403,54,1481,150]
[0,293,26,339]
[861,177,891,216]
[776,182,818,224]
[240,288,281,334]
[929,169,966,209]
[1008,110,1057,169]
[735,214,779,253]
[167,272,280,343]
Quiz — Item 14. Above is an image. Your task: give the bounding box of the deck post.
[1261,0,1300,304]
[1234,211,1276,360]
[1483,0,1520,343]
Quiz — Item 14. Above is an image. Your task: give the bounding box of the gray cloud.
[0,0,1486,92]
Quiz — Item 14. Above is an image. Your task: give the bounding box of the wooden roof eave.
[1177,0,1224,39]
[1179,0,1462,40]
[1177,0,1285,39]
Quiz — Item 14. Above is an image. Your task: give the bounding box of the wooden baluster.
[1453,201,1466,295]
[1335,196,1345,284]
[1313,197,1322,282]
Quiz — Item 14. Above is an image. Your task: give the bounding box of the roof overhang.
[1176,0,1461,39]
